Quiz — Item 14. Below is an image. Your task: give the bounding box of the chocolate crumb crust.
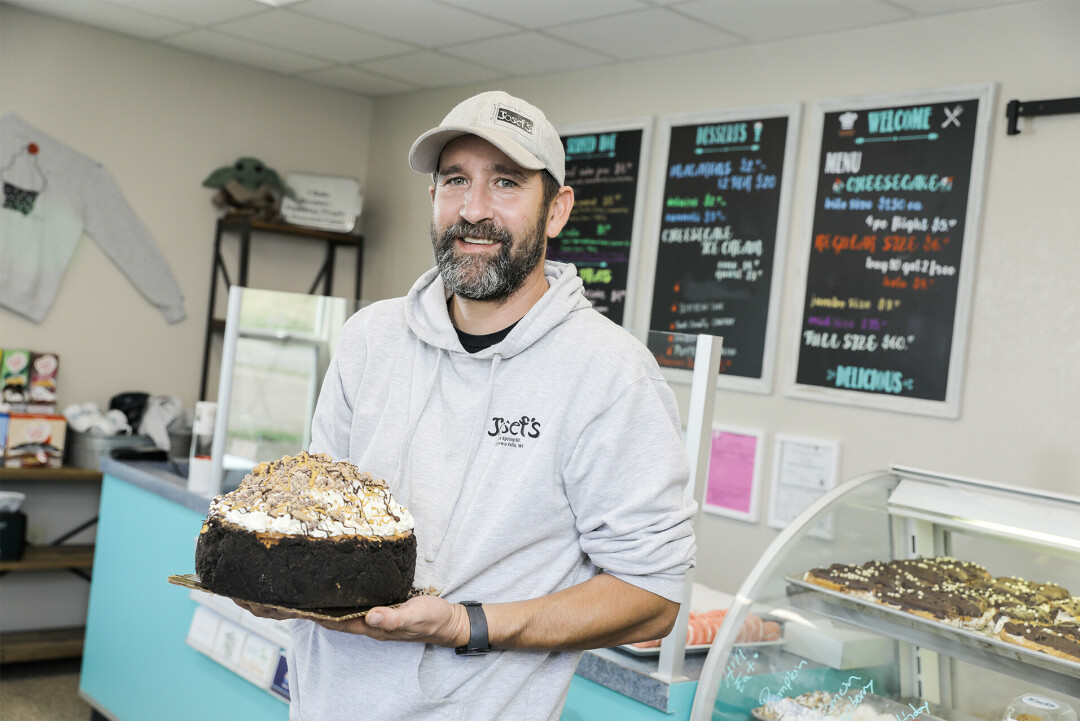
[196,516,416,608]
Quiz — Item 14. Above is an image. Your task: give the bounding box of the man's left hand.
[317,595,470,647]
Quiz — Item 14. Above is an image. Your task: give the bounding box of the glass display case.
[690,466,1080,721]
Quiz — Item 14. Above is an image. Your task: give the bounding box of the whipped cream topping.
[207,451,413,538]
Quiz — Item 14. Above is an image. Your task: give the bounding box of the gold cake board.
[168,573,439,621]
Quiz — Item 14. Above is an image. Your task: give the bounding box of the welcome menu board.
[788,86,994,417]
[551,119,651,326]
[646,106,800,392]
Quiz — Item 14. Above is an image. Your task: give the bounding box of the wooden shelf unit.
[0,626,86,664]
[0,544,94,571]
[0,466,103,483]
[199,216,364,400]
[0,465,102,663]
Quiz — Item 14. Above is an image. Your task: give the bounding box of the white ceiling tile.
[213,10,416,63]
[441,0,650,30]
[102,0,267,26]
[547,7,742,61]
[677,0,910,42]
[358,51,506,89]
[890,0,1023,15]
[162,29,332,74]
[292,0,518,48]
[442,31,614,76]
[3,0,193,38]
[300,66,420,97]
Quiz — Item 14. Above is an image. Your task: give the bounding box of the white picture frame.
[767,434,840,540]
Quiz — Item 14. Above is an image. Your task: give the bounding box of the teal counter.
[79,459,695,720]
[79,459,288,720]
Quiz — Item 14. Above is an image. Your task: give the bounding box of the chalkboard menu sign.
[787,86,994,417]
[645,105,800,392]
[552,119,651,326]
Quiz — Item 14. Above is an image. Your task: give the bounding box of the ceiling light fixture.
[251,0,306,7]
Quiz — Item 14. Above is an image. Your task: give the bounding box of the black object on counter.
[0,510,27,561]
[109,391,150,428]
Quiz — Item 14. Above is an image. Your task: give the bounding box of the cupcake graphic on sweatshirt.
[2,141,48,215]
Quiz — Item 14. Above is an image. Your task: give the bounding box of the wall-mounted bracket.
[1005,96,1080,135]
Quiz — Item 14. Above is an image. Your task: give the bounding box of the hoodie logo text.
[488,415,541,449]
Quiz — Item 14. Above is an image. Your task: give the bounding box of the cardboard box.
[1,350,31,406]
[4,413,67,468]
[29,352,59,408]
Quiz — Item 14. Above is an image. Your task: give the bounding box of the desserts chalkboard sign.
[645,106,800,392]
[787,86,994,417]
[552,119,651,326]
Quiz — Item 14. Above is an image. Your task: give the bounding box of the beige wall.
[0,5,373,411]
[2,2,1077,598]
[363,0,1080,593]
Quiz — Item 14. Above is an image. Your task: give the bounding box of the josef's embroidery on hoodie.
[488,415,541,449]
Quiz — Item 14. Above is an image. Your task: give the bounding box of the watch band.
[454,601,490,655]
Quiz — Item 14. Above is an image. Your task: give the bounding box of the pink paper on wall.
[706,430,758,515]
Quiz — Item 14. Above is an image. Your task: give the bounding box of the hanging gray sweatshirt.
[291,261,695,721]
[1,113,185,323]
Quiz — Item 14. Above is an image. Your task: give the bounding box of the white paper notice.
[768,435,839,538]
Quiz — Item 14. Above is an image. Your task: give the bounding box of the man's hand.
[234,595,472,648]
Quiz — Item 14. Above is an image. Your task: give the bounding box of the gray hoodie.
[290,261,695,721]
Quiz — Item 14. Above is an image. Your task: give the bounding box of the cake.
[195,451,416,608]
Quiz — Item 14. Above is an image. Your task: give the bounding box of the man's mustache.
[441,221,512,244]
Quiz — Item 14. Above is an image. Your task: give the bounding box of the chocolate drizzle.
[804,556,1080,662]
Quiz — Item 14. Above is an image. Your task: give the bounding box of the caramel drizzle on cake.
[207,451,413,539]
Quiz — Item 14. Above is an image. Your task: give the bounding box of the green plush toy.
[203,157,294,221]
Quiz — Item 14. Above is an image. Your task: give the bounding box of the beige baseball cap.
[409,90,565,187]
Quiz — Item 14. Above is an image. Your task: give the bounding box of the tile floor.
[0,657,94,721]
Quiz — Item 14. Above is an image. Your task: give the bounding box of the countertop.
[100,458,698,712]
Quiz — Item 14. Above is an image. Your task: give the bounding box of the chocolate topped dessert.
[195,452,416,608]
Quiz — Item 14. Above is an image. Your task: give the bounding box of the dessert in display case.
[689,466,1080,721]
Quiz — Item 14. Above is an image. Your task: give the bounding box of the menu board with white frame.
[785,85,994,417]
[554,118,652,327]
[641,105,800,392]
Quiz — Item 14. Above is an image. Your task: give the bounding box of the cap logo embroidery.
[494,107,534,134]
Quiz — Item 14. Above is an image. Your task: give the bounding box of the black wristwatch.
[454,601,491,655]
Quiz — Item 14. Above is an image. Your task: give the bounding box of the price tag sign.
[281,173,361,233]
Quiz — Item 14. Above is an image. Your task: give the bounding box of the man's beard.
[431,215,547,302]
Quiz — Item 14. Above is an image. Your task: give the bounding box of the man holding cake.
[239,90,697,720]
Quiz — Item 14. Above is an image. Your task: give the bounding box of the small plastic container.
[187,401,217,496]
[1002,695,1077,721]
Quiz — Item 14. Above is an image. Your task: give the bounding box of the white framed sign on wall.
[785,85,995,417]
[639,104,801,394]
